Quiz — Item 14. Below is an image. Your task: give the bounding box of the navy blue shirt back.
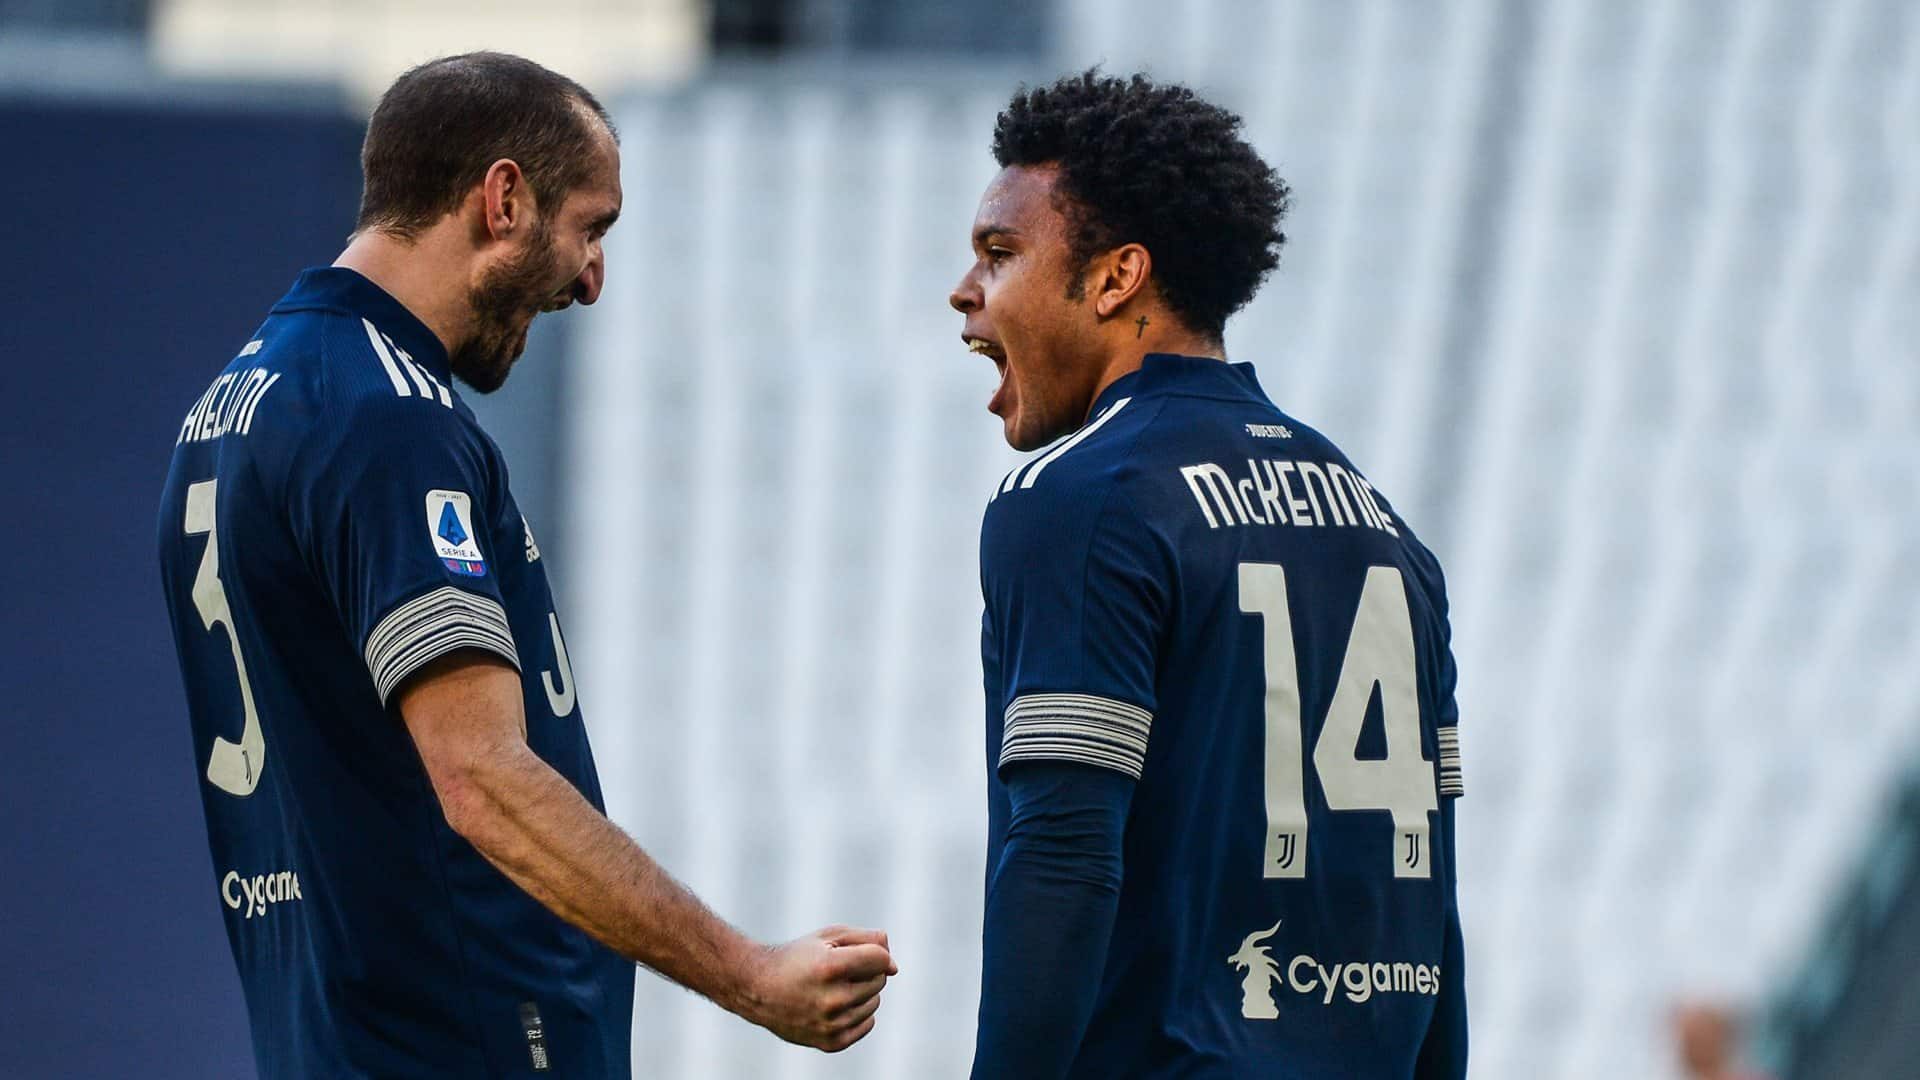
[980,355,1467,1077]
[156,269,633,1078]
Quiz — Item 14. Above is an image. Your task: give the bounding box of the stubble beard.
[451,218,561,394]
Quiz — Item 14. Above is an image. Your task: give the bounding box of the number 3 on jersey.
[1239,563,1438,880]
[184,479,266,796]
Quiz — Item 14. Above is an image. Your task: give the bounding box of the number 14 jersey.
[980,353,1467,1078]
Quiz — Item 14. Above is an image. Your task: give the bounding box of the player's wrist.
[722,938,778,1025]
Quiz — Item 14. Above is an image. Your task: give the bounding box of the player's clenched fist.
[742,926,898,1052]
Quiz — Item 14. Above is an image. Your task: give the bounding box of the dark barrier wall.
[0,97,363,1079]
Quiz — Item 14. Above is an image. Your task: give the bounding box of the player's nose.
[573,250,605,306]
[949,268,981,314]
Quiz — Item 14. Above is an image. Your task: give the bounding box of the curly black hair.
[992,70,1290,340]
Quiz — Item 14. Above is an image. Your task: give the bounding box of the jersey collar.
[1088,352,1271,417]
[273,267,453,383]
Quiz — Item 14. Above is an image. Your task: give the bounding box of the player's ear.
[479,158,530,243]
[1092,243,1152,319]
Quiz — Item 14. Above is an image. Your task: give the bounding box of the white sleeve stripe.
[1005,715,1149,752]
[999,692,1153,779]
[376,630,516,701]
[1001,741,1144,777]
[364,587,520,704]
[1006,692,1152,732]
[1002,728,1148,771]
[362,318,412,397]
[365,587,508,665]
[1005,709,1151,746]
[1018,396,1132,489]
[1437,726,1464,796]
[1007,691,1152,718]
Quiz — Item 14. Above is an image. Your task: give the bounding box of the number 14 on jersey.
[1239,563,1440,880]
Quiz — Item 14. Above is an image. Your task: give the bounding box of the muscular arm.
[397,651,892,1051]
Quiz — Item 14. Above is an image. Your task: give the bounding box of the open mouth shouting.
[965,334,1009,415]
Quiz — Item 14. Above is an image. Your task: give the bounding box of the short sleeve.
[983,484,1168,780]
[289,396,520,705]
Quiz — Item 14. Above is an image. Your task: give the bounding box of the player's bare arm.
[397,650,895,1053]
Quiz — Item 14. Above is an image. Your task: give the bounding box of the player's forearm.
[441,739,767,1019]
[973,841,1121,1078]
[972,762,1132,1079]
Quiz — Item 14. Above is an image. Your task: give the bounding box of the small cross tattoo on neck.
[1135,315,1150,338]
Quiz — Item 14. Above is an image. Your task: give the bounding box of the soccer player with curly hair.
[953,71,1468,1077]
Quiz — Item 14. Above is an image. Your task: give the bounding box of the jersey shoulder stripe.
[360,318,451,407]
[993,396,1135,500]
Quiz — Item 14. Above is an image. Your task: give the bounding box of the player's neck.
[1083,312,1225,418]
[333,228,476,358]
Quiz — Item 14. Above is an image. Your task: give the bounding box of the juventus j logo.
[541,613,576,718]
[1273,834,1297,871]
[1402,832,1422,870]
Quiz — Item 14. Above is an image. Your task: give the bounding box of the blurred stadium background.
[2,0,1916,1077]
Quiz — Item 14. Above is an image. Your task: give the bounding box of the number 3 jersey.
[980,354,1467,1078]
[155,268,633,1079]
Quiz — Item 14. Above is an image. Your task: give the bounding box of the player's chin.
[1004,405,1066,453]
[1005,420,1050,453]
[994,387,1039,452]
[469,366,512,394]
[456,350,516,394]
[997,401,1030,451]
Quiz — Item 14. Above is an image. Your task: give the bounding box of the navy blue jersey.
[156,268,633,1078]
[980,354,1466,1077]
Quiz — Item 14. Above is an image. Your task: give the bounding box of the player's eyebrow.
[589,208,621,233]
[973,225,1019,248]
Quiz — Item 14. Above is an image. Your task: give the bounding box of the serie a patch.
[425,489,487,577]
